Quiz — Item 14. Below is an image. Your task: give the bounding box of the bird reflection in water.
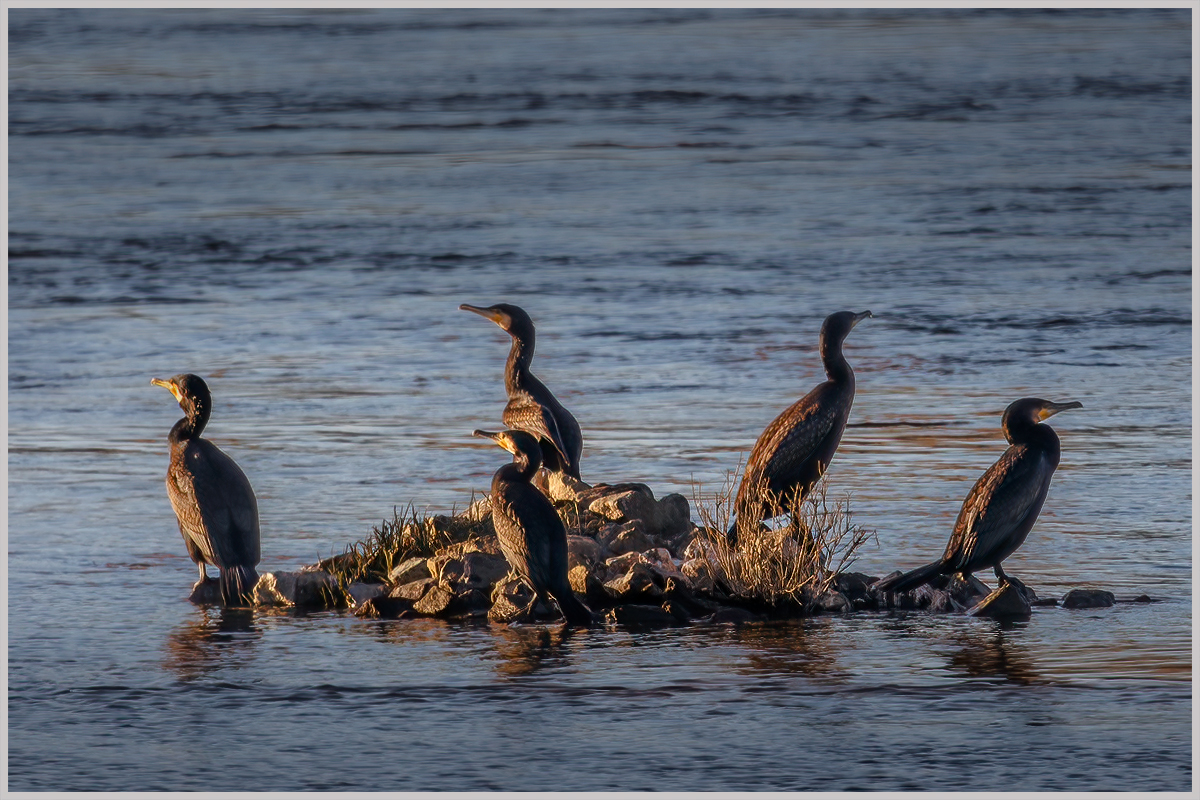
[491,625,575,678]
[164,606,261,682]
[728,621,848,685]
[946,622,1042,686]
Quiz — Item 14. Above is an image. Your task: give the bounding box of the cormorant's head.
[1003,397,1083,429]
[151,373,211,420]
[459,302,535,341]
[474,428,543,466]
[819,310,872,359]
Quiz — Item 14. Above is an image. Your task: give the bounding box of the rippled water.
[8,8,1192,791]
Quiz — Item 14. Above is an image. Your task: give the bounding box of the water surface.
[8,8,1191,791]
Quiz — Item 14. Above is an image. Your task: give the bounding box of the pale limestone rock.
[388,556,430,585]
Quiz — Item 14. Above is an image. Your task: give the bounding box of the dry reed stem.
[691,466,876,606]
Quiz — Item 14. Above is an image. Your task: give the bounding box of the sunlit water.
[8,8,1191,791]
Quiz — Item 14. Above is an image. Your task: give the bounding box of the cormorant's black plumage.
[874,397,1082,594]
[461,303,583,480]
[152,373,260,606]
[731,310,871,538]
[475,428,593,627]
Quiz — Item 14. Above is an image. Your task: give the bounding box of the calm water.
[8,8,1192,791]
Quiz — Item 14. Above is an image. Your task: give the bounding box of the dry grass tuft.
[691,467,876,606]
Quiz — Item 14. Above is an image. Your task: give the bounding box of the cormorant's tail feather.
[219,565,259,607]
[873,560,945,594]
[554,591,595,628]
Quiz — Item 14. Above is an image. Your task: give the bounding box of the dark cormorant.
[152,374,260,606]
[475,428,594,627]
[460,303,584,480]
[731,310,872,538]
[874,397,1082,594]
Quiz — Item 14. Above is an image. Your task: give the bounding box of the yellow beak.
[151,378,182,402]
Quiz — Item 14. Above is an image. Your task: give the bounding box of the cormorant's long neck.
[821,338,854,384]
[504,331,535,394]
[168,405,209,445]
[495,450,540,485]
[1005,418,1061,464]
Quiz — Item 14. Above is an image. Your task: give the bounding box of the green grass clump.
[319,499,491,587]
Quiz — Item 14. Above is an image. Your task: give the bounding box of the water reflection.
[944,623,1042,686]
[491,625,576,678]
[727,621,848,685]
[163,607,261,682]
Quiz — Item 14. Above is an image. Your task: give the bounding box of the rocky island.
[190,476,1142,625]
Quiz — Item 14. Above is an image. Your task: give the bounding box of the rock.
[870,572,990,612]
[662,576,720,616]
[346,582,386,607]
[488,590,533,623]
[413,582,455,615]
[708,607,764,625]
[1032,597,1059,607]
[942,574,991,606]
[589,485,658,524]
[531,468,590,502]
[600,551,646,581]
[599,520,657,556]
[963,574,992,596]
[390,578,436,602]
[920,586,957,613]
[447,586,492,618]
[545,471,590,503]
[1126,594,1157,603]
[805,588,851,613]
[255,571,345,609]
[968,582,1032,619]
[1005,576,1037,602]
[834,571,878,597]
[353,595,415,619]
[604,603,684,628]
[566,535,605,570]
[680,559,717,595]
[388,556,431,585]
[459,551,510,590]
[188,578,221,605]
[642,547,675,569]
[661,600,693,623]
[568,564,610,606]
[835,572,881,609]
[653,493,692,538]
[604,562,664,602]
[427,554,465,584]
[663,525,700,557]
[575,481,652,506]
[872,570,903,591]
[1061,589,1116,609]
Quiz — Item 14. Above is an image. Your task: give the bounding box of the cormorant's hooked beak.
[1037,400,1083,421]
[460,304,506,326]
[852,310,873,328]
[473,429,515,454]
[150,377,182,402]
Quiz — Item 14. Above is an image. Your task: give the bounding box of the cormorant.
[152,374,260,606]
[730,310,872,539]
[475,428,594,627]
[460,303,584,480]
[874,397,1082,594]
